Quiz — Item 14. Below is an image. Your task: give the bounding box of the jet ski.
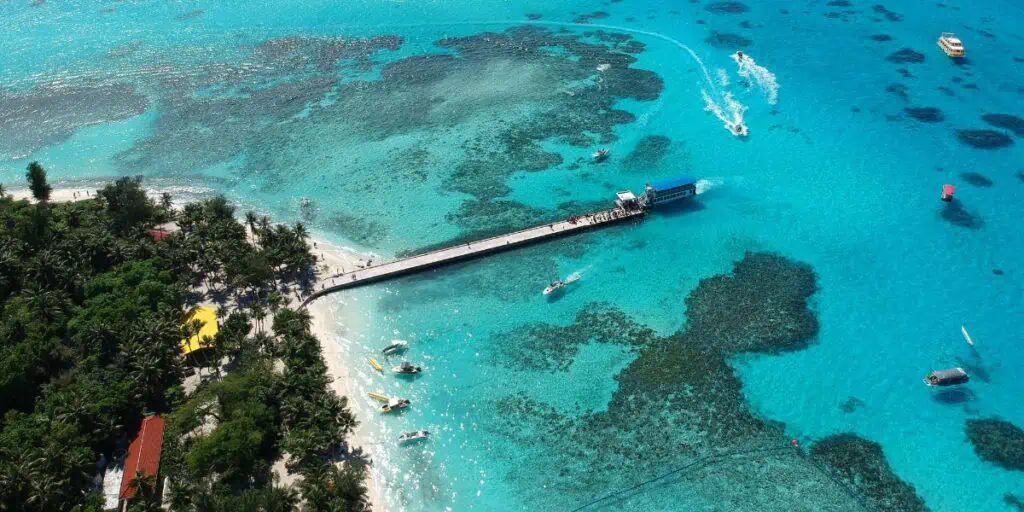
[731,122,749,137]
[382,340,408,355]
[393,362,422,375]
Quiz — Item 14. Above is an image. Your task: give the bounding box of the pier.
[301,206,644,307]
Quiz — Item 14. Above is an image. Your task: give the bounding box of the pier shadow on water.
[651,198,706,217]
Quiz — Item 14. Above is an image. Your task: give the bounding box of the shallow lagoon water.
[3,0,1023,510]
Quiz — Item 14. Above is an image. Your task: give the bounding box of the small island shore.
[5,184,385,511]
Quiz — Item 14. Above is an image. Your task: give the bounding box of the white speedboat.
[543,273,580,295]
[392,362,422,375]
[399,430,431,443]
[592,148,610,162]
[382,340,408,355]
[730,50,748,65]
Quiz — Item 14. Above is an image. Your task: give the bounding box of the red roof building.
[147,229,171,242]
[119,414,166,500]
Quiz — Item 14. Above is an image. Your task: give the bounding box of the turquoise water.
[3,0,1023,510]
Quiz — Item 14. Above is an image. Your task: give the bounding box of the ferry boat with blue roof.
[643,176,697,206]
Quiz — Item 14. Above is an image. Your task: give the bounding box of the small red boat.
[941,184,955,202]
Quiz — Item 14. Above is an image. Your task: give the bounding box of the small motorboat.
[382,398,411,413]
[941,184,955,202]
[596,63,611,72]
[399,430,431,443]
[592,148,610,163]
[382,340,408,355]
[543,273,580,296]
[731,122,749,137]
[924,367,969,387]
[731,51,748,64]
[937,32,965,58]
[393,362,422,375]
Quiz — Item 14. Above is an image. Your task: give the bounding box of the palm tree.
[160,192,174,211]
[25,161,52,202]
[245,211,258,242]
[0,183,6,198]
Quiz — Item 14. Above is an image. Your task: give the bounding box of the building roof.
[147,229,171,242]
[649,176,696,192]
[181,306,218,355]
[119,415,165,500]
[616,191,637,201]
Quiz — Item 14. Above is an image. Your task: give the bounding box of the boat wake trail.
[734,53,779,105]
[702,89,747,137]
[695,178,723,195]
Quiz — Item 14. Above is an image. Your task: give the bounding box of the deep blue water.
[2,1,1023,510]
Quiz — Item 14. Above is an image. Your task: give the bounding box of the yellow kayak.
[368,358,383,372]
[368,392,391,402]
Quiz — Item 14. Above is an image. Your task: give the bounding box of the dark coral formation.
[525,13,542,20]
[981,113,1024,137]
[1006,494,1024,512]
[839,396,865,413]
[871,34,893,41]
[573,11,610,24]
[810,434,928,511]
[886,83,909,101]
[827,0,852,6]
[482,253,896,509]
[955,129,1014,149]
[705,1,750,14]
[872,4,904,21]
[0,83,149,160]
[175,9,204,21]
[1018,170,1024,183]
[705,31,753,49]
[623,135,672,170]
[490,303,657,371]
[887,48,925,63]
[940,199,984,229]
[904,107,944,123]
[114,26,663,246]
[965,418,1024,471]
[959,172,993,187]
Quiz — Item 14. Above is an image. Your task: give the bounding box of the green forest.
[0,164,367,511]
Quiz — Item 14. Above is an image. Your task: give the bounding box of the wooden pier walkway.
[301,206,643,307]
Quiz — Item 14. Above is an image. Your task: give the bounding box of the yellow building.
[181,306,218,355]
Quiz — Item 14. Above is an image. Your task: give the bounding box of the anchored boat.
[593,148,610,163]
[382,398,411,413]
[924,367,969,387]
[368,358,383,372]
[399,430,431,443]
[938,32,965,58]
[382,340,408,355]
[393,362,422,375]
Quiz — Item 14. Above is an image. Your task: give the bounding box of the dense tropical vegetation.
[0,164,366,511]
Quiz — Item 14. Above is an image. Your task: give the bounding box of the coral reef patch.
[904,107,944,123]
[965,418,1024,471]
[959,172,992,187]
[623,135,672,170]
[810,434,928,511]
[981,113,1024,137]
[887,48,925,64]
[705,1,750,14]
[955,129,1014,149]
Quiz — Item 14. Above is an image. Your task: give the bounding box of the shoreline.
[5,185,386,511]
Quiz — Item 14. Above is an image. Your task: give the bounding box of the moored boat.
[592,148,610,162]
[382,340,408,355]
[399,430,431,443]
[393,362,422,375]
[937,32,965,58]
[368,357,383,372]
[924,367,969,387]
[382,398,411,413]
